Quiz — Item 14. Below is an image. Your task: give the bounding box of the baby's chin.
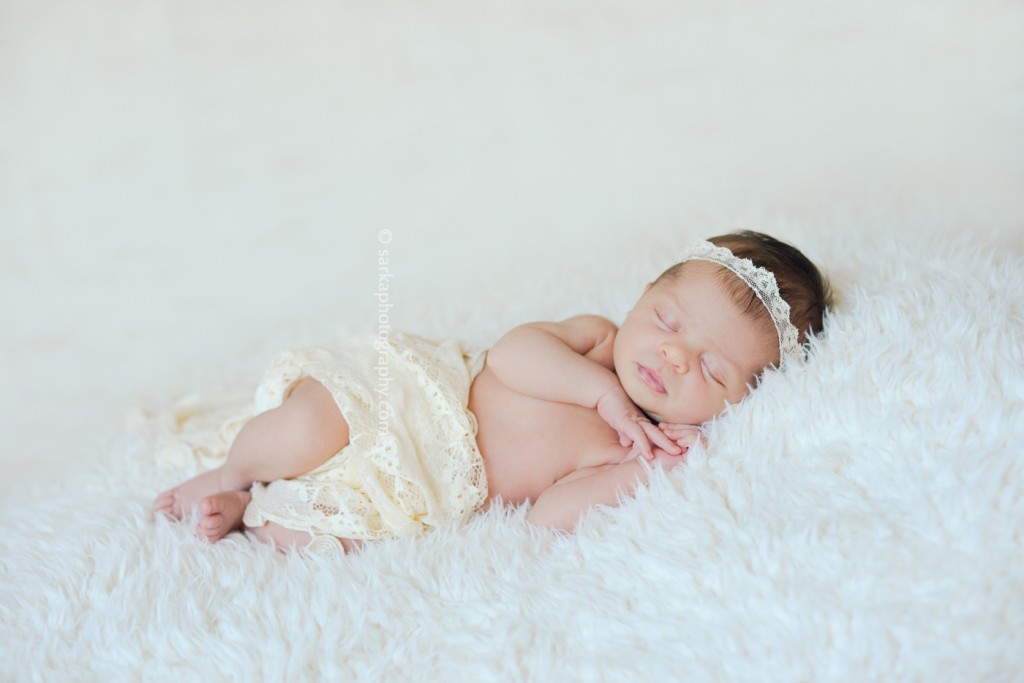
[636,398,710,426]
[621,379,709,426]
[638,406,662,423]
[624,390,671,424]
[645,411,710,427]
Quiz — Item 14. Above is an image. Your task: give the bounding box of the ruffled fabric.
[242,332,488,540]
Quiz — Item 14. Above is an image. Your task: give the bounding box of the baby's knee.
[285,377,328,402]
[281,379,351,451]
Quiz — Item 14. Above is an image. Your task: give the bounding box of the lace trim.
[679,240,805,368]
[242,333,488,540]
[304,534,346,560]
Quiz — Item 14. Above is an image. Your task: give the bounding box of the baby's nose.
[660,344,690,374]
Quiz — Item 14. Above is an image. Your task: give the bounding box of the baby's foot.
[196,490,252,543]
[153,467,228,521]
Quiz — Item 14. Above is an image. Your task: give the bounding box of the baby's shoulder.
[508,315,618,356]
[558,315,618,366]
[558,314,618,339]
[565,315,617,369]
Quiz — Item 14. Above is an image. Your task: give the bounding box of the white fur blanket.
[2,1,1022,680]
[3,228,1022,680]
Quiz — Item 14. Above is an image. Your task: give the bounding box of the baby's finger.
[673,431,702,448]
[650,446,688,467]
[625,424,654,459]
[658,422,701,436]
[659,425,704,446]
[642,421,682,455]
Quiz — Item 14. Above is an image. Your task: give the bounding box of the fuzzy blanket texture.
[3,228,1024,681]
[2,0,1023,681]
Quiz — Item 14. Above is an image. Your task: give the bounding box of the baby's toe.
[152,490,178,518]
[200,495,217,516]
[197,513,224,540]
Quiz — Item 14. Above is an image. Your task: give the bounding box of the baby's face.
[613,261,779,425]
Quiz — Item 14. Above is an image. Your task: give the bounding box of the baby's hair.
[657,230,833,345]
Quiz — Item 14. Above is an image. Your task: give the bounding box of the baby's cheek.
[618,374,645,407]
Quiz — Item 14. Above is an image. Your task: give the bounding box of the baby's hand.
[632,424,703,470]
[645,444,689,470]
[596,385,682,462]
[657,422,705,453]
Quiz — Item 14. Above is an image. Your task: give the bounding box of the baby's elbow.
[486,326,532,373]
[526,496,583,533]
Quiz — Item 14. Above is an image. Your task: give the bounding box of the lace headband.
[679,240,805,369]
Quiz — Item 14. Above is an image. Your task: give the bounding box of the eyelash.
[655,310,677,332]
[701,359,722,386]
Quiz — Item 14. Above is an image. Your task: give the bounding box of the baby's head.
[613,230,832,426]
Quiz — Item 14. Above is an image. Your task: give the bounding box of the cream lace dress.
[241,332,488,541]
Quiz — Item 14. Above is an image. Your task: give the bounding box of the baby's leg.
[196,488,362,552]
[153,378,350,523]
[195,489,252,542]
[219,377,351,489]
[247,520,363,555]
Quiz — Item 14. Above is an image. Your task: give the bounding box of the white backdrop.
[3,3,1024,680]
[2,0,1021,489]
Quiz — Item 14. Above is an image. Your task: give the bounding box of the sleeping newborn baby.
[153,230,832,557]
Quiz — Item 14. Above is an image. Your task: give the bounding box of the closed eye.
[702,358,724,386]
[655,310,678,332]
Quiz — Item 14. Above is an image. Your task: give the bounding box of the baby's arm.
[486,315,621,408]
[526,451,683,531]
[487,316,681,459]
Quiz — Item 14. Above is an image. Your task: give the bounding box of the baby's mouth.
[637,364,666,394]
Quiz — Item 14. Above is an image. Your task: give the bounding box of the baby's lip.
[637,364,666,394]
